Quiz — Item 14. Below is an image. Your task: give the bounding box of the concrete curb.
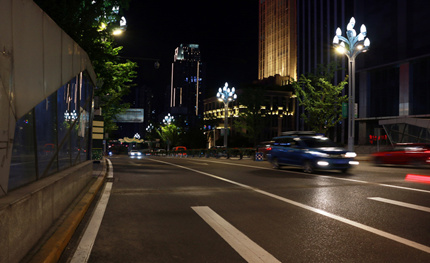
[28,158,108,263]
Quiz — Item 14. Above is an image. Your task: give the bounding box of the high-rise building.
[258,0,297,80]
[170,44,204,126]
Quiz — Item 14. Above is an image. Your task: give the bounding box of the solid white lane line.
[192,206,281,263]
[187,161,208,165]
[368,197,430,213]
[151,158,430,254]
[70,159,114,263]
[196,159,430,194]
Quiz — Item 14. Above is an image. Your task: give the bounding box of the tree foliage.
[34,0,137,134]
[157,124,181,151]
[293,73,348,134]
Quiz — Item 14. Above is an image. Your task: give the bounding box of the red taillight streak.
[267,147,272,151]
[405,174,430,184]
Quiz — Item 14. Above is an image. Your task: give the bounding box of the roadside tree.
[34,0,137,134]
[293,65,348,134]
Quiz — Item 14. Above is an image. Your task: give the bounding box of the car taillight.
[267,147,272,151]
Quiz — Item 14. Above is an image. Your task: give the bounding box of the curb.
[28,158,108,263]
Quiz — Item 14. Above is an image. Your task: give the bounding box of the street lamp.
[333,17,370,151]
[146,123,154,132]
[163,113,174,125]
[162,114,174,151]
[64,110,77,121]
[216,82,237,148]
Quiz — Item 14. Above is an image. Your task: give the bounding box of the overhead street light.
[333,17,370,151]
[216,82,237,148]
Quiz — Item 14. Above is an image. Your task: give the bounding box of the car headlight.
[344,152,357,158]
[307,151,329,157]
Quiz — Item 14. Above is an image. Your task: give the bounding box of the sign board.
[114,108,144,123]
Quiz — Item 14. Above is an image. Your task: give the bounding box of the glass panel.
[9,111,37,190]
[35,93,58,177]
[57,83,71,169]
[79,98,91,161]
[69,77,79,165]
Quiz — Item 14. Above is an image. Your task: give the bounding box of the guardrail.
[151,147,258,160]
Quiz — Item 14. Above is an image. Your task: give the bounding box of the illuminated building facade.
[203,76,296,147]
[170,44,205,126]
[258,0,297,80]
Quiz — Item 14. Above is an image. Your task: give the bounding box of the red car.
[372,143,430,166]
[172,146,187,156]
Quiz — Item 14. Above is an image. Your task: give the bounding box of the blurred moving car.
[128,149,142,157]
[372,143,430,166]
[267,131,358,173]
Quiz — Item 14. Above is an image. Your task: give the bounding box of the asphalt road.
[61,155,430,262]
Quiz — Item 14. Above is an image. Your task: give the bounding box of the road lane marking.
[188,161,209,165]
[191,159,430,194]
[151,158,430,254]
[192,206,281,263]
[368,197,430,213]
[70,159,114,263]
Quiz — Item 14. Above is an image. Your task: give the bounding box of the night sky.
[116,0,259,97]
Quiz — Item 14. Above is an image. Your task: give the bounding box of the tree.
[34,0,137,134]
[293,73,348,134]
[157,124,181,151]
[234,85,267,147]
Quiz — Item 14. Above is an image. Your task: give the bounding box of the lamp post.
[163,113,174,151]
[146,123,154,133]
[216,82,237,148]
[64,110,77,121]
[163,113,174,125]
[333,17,370,151]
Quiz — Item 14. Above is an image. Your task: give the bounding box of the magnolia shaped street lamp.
[216,82,237,148]
[333,17,370,151]
[146,123,154,132]
[64,110,77,121]
[163,113,174,125]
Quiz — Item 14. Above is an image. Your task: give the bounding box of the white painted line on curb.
[151,158,430,254]
[70,159,114,263]
[368,197,430,213]
[192,206,281,263]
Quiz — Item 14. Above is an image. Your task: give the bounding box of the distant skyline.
[116,1,259,95]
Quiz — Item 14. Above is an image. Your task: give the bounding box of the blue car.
[267,132,358,173]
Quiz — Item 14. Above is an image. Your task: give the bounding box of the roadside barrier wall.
[0,161,93,263]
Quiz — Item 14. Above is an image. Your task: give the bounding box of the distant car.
[372,143,430,166]
[172,146,187,156]
[256,141,274,160]
[128,150,142,157]
[267,131,358,173]
[42,143,55,155]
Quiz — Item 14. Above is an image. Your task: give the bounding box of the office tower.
[258,0,297,80]
[170,44,204,125]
